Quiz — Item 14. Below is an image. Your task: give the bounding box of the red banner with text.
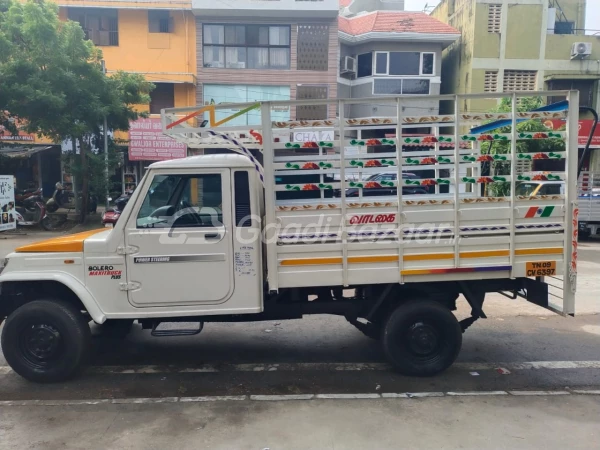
[129,118,187,161]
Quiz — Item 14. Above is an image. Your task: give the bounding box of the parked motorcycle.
[15,186,43,207]
[14,191,46,228]
[102,189,133,227]
[42,182,98,231]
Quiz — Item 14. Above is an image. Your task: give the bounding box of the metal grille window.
[203,24,290,70]
[484,71,498,92]
[296,85,328,120]
[68,8,119,46]
[297,25,329,71]
[488,4,502,33]
[149,10,173,33]
[503,70,537,92]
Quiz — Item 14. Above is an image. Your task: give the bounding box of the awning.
[0,145,55,158]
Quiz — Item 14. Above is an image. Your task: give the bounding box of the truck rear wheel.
[1,299,91,383]
[381,299,462,377]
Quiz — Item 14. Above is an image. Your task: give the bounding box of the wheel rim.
[18,324,63,368]
[407,322,439,356]
[396,320,445,363]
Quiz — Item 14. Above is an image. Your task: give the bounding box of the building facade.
[193,0,340,125]
[57,0,197,112]
[432,0,600,171]
[50,0,198,189]
[431,0,600,110]
[338,11,460,117]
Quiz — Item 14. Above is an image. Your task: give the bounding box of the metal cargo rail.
[162,91,580,315]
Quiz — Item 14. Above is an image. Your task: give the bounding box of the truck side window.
[136,174,223,228]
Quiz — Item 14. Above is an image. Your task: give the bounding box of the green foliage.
[483,97,566,196]
[0,0,153,218]
[62,136,123,198]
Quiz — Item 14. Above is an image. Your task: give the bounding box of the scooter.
[102,189,133,227]
[14,192,46,228]
[42,182,98,231]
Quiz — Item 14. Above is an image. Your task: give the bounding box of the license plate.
[105,223,113,228]
[526,261,556,277]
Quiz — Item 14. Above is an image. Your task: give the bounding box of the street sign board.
[0,175,16,231]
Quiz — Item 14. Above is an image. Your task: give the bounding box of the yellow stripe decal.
[349,255,399,264]
[279,248,563,266]
[515,248,563,256]
[279,257,342,266]
[460,250,510,258]
[403,253,454,261]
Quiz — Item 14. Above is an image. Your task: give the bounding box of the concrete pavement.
[1,395,600,450]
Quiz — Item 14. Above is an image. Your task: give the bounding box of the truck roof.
[149,154,255,169]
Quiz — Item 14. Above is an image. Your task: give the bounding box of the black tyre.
[96,319,134,339]
[381,299,462,377]
[41,214,67,231]
[1,299,91,383]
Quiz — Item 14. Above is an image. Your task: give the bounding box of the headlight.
[0,258,8,275]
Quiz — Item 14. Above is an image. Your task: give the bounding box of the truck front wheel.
[1,299,91,383]
[382,299,462,377]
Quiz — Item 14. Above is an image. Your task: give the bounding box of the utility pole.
[101,60,109,209]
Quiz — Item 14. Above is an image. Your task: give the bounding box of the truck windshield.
[515,183,539,196]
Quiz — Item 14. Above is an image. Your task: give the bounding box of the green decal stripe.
[541,206,555,218]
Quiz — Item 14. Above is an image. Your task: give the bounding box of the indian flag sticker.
[525,206,555,218]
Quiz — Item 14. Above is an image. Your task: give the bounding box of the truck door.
[124,170,233,307]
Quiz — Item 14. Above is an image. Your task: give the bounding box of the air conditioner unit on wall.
[340,56,356,74]
[571,42,592,60]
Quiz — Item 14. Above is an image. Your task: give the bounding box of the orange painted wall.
[55,3,196,101]
[54,2,198,144]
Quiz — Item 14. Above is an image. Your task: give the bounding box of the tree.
[481,97,566,196]
[0,0,153,221]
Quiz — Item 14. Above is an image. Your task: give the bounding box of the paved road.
[0,314,599,449]
[0,231,599,449]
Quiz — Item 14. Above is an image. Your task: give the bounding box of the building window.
[548,79,594,107]
[373,79,430,95]
[297,25,329,71]
[68,8,118,46]
[149,11,173,33]
[203,85,290,125]
[422,53,434,75]
[375,53,387,75]
[503,70,537,92]
[484,71,498,92]
[357,53,373,78]
[149,83,175,114]
[371,52,435,76]
[488,4,502,33]
[296,85,328,120]
[203,24,290,69]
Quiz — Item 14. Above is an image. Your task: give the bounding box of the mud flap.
[523,278,549,308]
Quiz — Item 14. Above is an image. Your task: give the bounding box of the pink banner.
[129,118,186,161]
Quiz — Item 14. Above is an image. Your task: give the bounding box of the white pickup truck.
[0,91,580,382]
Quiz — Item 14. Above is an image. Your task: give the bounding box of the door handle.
[205,233,221,239]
